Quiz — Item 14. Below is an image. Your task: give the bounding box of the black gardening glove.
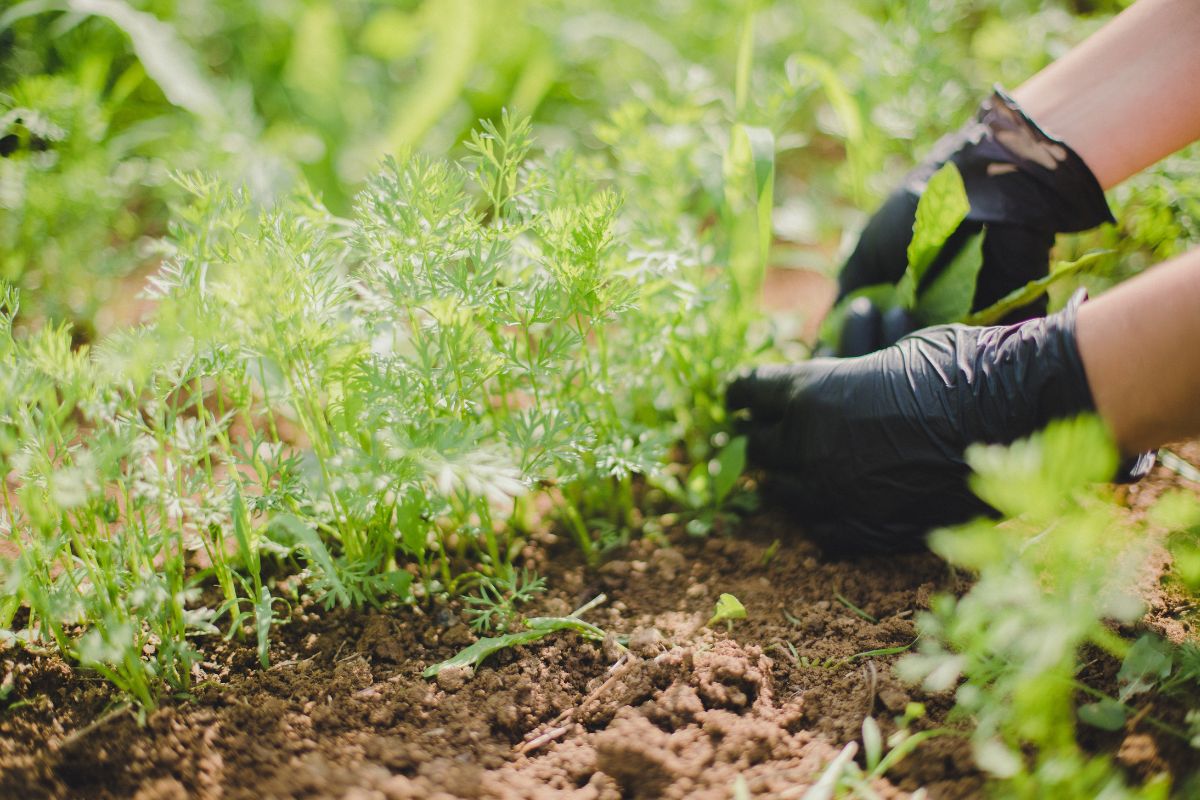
[728,293,1152,554]
[831,86,1114,357]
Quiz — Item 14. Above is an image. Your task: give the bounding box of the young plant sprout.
[708,593,747,632]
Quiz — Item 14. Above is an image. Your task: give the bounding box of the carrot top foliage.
[0,106,769,710]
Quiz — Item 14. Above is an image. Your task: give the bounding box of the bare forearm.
[1013,0,1200,189]
[1077,247,1200,453]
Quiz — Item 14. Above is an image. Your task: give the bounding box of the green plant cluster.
[899,417,1200,798]
[0,104,770,709]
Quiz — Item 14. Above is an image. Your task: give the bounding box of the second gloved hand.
[830,87,1115,356]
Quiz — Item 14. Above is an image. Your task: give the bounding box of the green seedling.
[802,716,951,800]
[463,568,548,634]
[651,434,756,537]
[898,416,1196,794]
[834,593,877,624]
[424,594,609,678]
[708,593,747,632]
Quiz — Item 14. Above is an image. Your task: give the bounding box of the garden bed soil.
[1,442,1199,800]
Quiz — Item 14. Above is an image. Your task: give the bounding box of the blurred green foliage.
[6,0,1190,333]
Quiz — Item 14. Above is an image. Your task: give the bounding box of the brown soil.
[2,444,1199,799]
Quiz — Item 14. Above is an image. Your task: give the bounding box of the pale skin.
[1010,0,1200,454]
[1013,0,1200,191]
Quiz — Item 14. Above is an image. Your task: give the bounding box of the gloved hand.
[728,293,1150,554]
[830,86,1114,357]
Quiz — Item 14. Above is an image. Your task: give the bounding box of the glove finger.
[756,468,825,514]
[880,306,917,348]
[974,223,1053,319]
[836,190,919,300]
[837,297,884,357]
[725,364,803,422]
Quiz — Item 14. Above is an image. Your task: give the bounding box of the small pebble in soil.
[1117,733,1159,769]
[601,632,624,663]
[435,666,472,693]
[628,627,664,658]
[877,686,910,713]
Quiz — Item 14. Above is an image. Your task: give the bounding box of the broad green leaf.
[707,592,747,627]
[817,283,897,353]
[231,490,259,578]
[1117,635,1173,701]
[897,163,970,309]
[68,0,224,119]
[270,514,350,607]
[711,436,747,505]
[1078,699,1128,731]
[917,232,983,325]
[964,250,1113,326]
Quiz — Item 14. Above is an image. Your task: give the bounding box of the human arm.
[1078,247,1200,454]
[830,0,1200,355]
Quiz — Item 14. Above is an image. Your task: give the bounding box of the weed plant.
[899,417,1196,798]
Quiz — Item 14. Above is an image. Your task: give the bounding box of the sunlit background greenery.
[6,0,1192,335]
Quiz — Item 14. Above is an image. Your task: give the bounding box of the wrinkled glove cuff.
[970,288,1153,481]
[913,85,1116,234]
